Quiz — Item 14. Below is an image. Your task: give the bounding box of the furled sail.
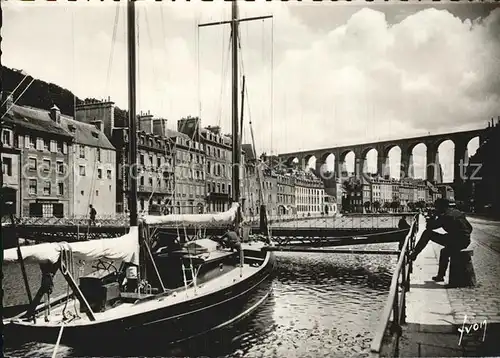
[3,226,140,266]
[142,202,240,226]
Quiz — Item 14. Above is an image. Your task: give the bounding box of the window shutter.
[63,142,68,154]
[53,203,64,218]
[24,135,30,148]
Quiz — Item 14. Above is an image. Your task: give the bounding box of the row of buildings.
[5,92,478,220]
[340,174,453,213]
[0,94,332,219]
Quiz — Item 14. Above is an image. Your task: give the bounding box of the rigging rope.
[136,6,141,112]
[270,18,274,156]
[1,74,28,107]
[1,78,36,119]
[104,2,120,98]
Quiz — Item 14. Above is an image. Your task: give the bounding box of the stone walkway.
[399,215,500,357]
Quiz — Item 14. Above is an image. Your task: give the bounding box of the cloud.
[3,2,498,183]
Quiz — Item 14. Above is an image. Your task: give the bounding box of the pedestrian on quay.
[398,215,410,230]
[89,204,97,226]
[409,198,473,282]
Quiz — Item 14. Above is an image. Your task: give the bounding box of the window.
[57,161,64,174]
[43,139,49,151]
[149,156,153,166]
[157,158,161,167]
[79,145,85,158]
[79,165,86,176]
[140,176,144,185]
[97,169,102,179]
[29,137,36,149]
[57,141,63,153]
[58,182,64,196]
[2,130,11,146]
[140,154,145,165]
[42,204,53,217]
[29,158,37,170]
[148,177,153,186]
[107,170,112,179]
[97,148,101,161]
[2,157,12,176]
[43,181,51,195]
[29,179,37,194]
[42,159,51,172]
[96,190,99,197]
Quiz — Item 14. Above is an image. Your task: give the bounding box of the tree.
[364,201,371,212]
[390,201,400,213]
[416,200,426,210]
[373,201,381,212]
[407,202,415,212]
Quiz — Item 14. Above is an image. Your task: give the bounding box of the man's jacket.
[427,208,473,239]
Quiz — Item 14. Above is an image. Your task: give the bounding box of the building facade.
[5,103,74,217]
[60,112,116,217]
[1,118,22,216]
[200,126,232,213]
[295,174,324,216]
[276,173,295,215]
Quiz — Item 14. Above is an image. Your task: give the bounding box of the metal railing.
[1,214,129,227]
[370,214,420,357]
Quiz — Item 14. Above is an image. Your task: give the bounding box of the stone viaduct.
[277,128,485,197]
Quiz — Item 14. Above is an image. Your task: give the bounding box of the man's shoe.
[432,275,444,282]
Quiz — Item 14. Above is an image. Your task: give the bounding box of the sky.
[4,0,500,182]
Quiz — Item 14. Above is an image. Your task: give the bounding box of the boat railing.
[369,214,420,357]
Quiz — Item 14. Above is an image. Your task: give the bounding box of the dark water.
[3,244,396,357]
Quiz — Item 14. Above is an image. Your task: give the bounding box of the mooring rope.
[51,323,65,358]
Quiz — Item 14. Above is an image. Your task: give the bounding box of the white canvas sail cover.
[3,226,140,266]
[142,202,240,226]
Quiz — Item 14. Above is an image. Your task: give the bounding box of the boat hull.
[4,250,276,346]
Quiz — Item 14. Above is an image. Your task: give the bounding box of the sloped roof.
[59,115,115,150]
[166,128,190,140]
[5,104,72,138]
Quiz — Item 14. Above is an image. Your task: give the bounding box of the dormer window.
[68,124,76,133]
[91,131,99,138]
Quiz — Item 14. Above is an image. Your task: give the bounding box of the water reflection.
[3,243,397,357]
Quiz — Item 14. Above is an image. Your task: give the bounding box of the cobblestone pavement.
[400,216,500,357]
[447,218,500,324]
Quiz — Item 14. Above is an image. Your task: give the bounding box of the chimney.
[50,104,61,123]
[152,118,167,136]
[1,91,14,115]
[138,114,153,134]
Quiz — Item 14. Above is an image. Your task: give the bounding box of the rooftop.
[59,115,115,150]
[6,104,72,138]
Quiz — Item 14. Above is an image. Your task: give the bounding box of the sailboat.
[3,0,276,345]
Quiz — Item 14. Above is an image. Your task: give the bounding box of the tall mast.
[231,0,240,209]
[127,0,138,226]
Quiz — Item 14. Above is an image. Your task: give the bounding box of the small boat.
[3,0,276,347]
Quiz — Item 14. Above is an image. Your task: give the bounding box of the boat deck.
[13,258,264,327]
